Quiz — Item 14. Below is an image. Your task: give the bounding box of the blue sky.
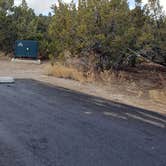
[14,0,166,15]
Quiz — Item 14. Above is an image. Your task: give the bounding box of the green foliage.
[0,0,14,12]
[0,0,51,56]
[0,0,165,68]
[48,0,166,68]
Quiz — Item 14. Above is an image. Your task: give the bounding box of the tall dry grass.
[45,62,166,104]
[45,63,86,82]
[45,63,134,84]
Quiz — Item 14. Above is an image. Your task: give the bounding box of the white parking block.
[0,77,15,83]
[11,58,41,64]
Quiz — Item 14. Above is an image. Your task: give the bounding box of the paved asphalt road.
[0,79,165,166]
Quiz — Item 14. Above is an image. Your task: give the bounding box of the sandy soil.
[0,57,165,115]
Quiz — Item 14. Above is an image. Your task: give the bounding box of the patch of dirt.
[0,58,165,115]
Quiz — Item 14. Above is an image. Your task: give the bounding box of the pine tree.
[21,0,28,9]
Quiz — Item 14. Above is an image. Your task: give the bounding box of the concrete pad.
[11,58,41,65]
[0,77,15,83]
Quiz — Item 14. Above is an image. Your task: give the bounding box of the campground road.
[0,79,165,166]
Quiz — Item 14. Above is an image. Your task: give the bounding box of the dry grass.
[45,63,130,84]
[99,70,130,83]
[45,62,166,104]
[0,52,5,58]
[149,89,166,104]
[45,63,85,82]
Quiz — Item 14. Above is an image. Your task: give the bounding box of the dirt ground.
[0,56,165,115]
